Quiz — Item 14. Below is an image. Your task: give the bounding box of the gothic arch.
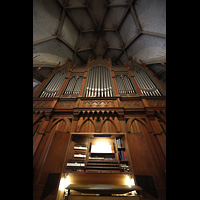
[46,118,70,133]
[100,117,120,133]
[127,118,149,133]
[33,112,45,126]
[78,118,96,132]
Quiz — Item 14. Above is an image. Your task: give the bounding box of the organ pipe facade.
[33,56,166,200]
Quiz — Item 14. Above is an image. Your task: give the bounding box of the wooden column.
[111,70,119,95]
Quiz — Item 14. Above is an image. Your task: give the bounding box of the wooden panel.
[41,173,60,200]
[101,119,117,133]
[42,121,70,173]
[78,117,96,132]
[127,120,156,176]
[33,132,43,156]
[33,124,57,171]
[156,135,166,158]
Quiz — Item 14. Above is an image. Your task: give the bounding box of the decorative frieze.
[55,101,75,109]
[81,100,115,107]
[147,99,166,107]
[33,101,52,108]
[121,100,144,108]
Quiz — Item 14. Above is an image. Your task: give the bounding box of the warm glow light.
[58,176,70,191]
[126,176,131,186]
[130,178,135,186]
[91,142,112,153]
[126,176,135,187]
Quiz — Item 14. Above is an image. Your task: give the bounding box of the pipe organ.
[85,66,113,97]
[131,69,162,96]
[115,75,135,94]
[33,56,166,200]
[63,76,83,95]
[39,68,68,98]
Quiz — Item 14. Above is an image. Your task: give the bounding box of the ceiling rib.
[57,7,66,37]
[33,36,57,46]
[64,9,82,32]
[72,32,82,66]
[57,37,75,51]
[114,32,141,63]
[87,1,98,27]
[107,4,130,8]
[99,1,108,27]
[113,4,133,64]
[125,33,141,50]
[116,6,131,30]
[65,5,87,9]
[77,48,93,53]
[130,4,142,31]
[142,30,166,38]
[82,29,95,33]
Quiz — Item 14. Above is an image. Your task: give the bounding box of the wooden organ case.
[33,56,166,200]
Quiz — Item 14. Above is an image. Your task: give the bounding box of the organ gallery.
[33,56,166,200]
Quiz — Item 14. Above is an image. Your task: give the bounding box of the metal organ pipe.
[105,68,109,97]
[139,71,151,96]
[73,77,78,94]
[101,66,104,97]
[67,77,72,94]
[40,69,68,98]
[119,76,123,93]
[133,71,146,95]
[127,76,135,93]
[84,65,113,97]
[108,71,112,97]
[91,68,94,97]
[95,67,98,97]
[88,69,92,97]
[98,66,101,97]
[87,70,92,97]
[141,70,161,96]
[104,68,107,97]
[123,76,130,93]
[78,77,83,94]
[75,78,80,94]
[132,69,162,96]
[118,76,123,94]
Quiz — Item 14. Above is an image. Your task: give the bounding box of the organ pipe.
[40,68,68,98]
[85,66,113,97]
[64,76,83,95]
[115,75,135,94]
[132,69,162,96]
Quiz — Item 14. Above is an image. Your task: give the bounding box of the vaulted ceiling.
[33,0,166,90]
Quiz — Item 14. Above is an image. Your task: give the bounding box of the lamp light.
[58,175,70,191]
